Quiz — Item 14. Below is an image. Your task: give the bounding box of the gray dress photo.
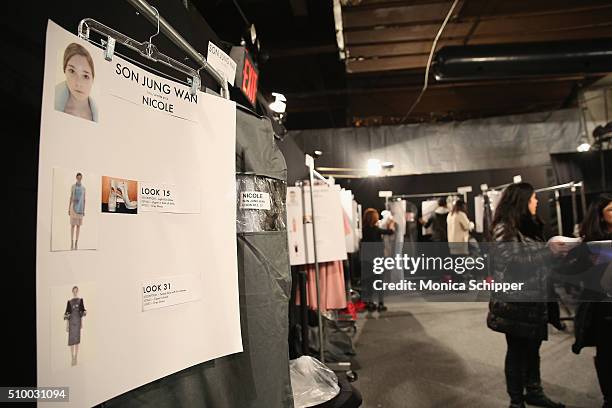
[64,298,86,346]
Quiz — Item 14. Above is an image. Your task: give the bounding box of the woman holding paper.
[486,182,567,408]
[571,194,612,408]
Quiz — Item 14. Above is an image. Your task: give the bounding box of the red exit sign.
[230,46,259,107]
[241,56,258,106]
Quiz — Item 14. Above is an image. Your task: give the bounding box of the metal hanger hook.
[147,6,160,56]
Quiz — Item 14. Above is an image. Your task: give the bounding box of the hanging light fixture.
[367,159,382,176]
[269,92,287,113]
[576,134,591,152]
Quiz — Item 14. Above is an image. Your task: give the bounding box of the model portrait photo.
[101,176,139,214]
[54,42,99,122]
[51,168,100,251]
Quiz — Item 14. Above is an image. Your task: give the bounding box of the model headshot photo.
[101,176,138,214]
[69,172,86,250]
[64,286,86,366]
[55,42,98,122]
[51,168,100,251]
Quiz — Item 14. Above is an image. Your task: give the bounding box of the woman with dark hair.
[362,208,395,312]
[486,182,567,408]
[571,193,612,408]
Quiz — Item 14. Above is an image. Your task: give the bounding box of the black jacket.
[560,241,612,353]
[486,221,555,340]
[424,207,448,242]
[362,225,394,243]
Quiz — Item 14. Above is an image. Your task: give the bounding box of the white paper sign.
[139,182,201,213]
[240,191,271,210]
[37,22,241,408]
[287,185,347,265]
[142,275,200,311]
[208,41,237,86]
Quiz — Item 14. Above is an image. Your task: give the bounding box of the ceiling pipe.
[434,38,612,81]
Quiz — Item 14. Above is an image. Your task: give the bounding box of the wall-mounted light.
[577,142,591,152]
[269,92,287,113]
[381,161,394,170]
[313,150,323,158]
[367,159,381,176]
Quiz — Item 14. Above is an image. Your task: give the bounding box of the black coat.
[560,242,612,353]
[486,222,555,340]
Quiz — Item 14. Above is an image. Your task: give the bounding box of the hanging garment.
[304,261,347,312]
[447,211,471,255]
[421,199,439,236]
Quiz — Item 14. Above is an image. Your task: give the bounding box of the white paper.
[139,182,201,213]
[207,41,237,86]
[239,191,271,210]
[142,275,201,311]
[287,185,348,265]
[37,22,241,408]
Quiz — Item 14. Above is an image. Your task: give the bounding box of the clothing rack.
[304,154,326,363]
[390,191,466,206]
[78,0,229,99]
[535,181,586,236]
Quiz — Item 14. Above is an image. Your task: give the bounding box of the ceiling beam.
[343,2,455,29]
[345,22,472,45]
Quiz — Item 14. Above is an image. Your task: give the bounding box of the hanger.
[78,17,202,96]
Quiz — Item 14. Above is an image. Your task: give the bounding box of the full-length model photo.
[64,286,87,366]
[51,167,99,251]
[69,172,86,250]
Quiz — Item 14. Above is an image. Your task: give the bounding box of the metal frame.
[78,0,229,99]
[391,191,466,203]
[126,0,229,99]
[535,181,585,236]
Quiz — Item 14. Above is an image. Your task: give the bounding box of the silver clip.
[147,6,160,58]
[104,36,116,61]
[190,75,201,96]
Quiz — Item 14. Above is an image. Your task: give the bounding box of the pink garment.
[303,260,347,312]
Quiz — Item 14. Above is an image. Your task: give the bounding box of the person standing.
[571,193,612,408]
[362,208,395,312]
[420,197,449,243]
[486,183,567,408]
[68,172,86,250]
[447,199,473,256]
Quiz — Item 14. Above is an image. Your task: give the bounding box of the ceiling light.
[269,92,287,113]
[367,159,381,176]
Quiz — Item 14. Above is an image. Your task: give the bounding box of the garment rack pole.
[306,156,325,363]
[125,0,230,99]
[534,181,583,193]
[391,191,457,199]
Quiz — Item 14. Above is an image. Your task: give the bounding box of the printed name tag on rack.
[207,42,237,86]
[240,191,271,210]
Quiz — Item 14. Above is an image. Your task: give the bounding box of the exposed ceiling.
[196,0,612,130]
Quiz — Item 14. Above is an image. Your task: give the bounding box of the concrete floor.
[351,300,602,408]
